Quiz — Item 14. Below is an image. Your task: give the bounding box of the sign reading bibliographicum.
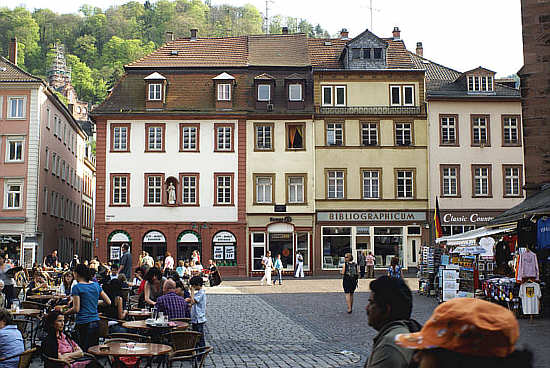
[317,211,426,222]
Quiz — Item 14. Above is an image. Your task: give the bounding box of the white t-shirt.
[262,256,272,269]
[519,282,541,315]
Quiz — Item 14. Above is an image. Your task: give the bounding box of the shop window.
[269,232,294,270]
[212,231,236,266]
[322,227,351,269]
[374,227,403,267]
[286,123,305,150]
[0,235,22,264]
[355,226,370,263]
[296,232,309,271]
[252,232,266,271]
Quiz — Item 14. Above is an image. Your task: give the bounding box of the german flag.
[434,197,443,239]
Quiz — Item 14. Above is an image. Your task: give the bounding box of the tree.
[0,7,40,69]
[74,35,98,67]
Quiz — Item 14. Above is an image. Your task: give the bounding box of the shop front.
[440,210,504,237]
[248,215,313,275]
[212,231,237,267]
[316,211,428,273]
[0,234,22,264]
[142,230,167,262]
[107,230,132,263]
[177,230,201,263]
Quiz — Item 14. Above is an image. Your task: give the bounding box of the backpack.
[345,262,358,278]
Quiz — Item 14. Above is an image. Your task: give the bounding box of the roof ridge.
[0,55,43,82]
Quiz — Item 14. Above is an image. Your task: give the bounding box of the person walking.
[358,251,366,278]
[387,257,404,279]
[341,253,359,313]
[294,252,304,278]
[260,251,273,286]
[118,243,132,280]
[0,256,14,308]
[163,252,174,277]
[273,254,283,285]
[366,251,375,278]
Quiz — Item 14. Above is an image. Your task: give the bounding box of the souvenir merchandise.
[537,217,550,249]
[519,281,541,315]
[517,219,537,248]
[516,249,539,281]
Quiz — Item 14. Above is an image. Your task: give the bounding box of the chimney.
[165,31,174,43]
[8,38,17,65]
[282,26,289,35]
[416,42,423,57]
[392,26,401,40]
[190,29,198,41]
[340,28,349,40]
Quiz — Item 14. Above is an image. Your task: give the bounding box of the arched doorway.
[177,231,201,263]
[212,231,236,266]
[142,230,167,263]
[107,230,132,263]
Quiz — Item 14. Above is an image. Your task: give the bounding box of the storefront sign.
[317,211,426,222]
[213,231,236,243]
[143,231,166,243]
[274,205,287,213]
[213,246,224,260]
[110,246,121,260]
[441,211,501,225]
[212,231,237,264]
[269,216,293,223]
[225,246,235,260]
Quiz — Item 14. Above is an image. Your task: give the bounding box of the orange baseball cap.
[395,298,519,358]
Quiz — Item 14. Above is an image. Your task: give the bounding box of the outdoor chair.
[98,315,110,341]
[167,331,202,351]
[0,348,37,368]
[41,353,99,368]
[171,318,191,323]
[108,333,150,342]
[168,346,213,368]
[13,318,34,348]
[21,301,45,310]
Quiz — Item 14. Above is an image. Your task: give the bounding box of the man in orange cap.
[395,298,534,367]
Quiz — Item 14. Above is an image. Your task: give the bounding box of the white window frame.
[61,160,66,181]
[255,124,272,150]
[45,147,49,170]
[217,83,231,101]
[251,232,266,272]
[441,116,456,144]
[442,167,458,196]
[7,97,25,119]
[216,175,232,204]
[395,123,412,146]
[181,175,197,205]
[46,108,50,129]
[322,86,333,106]
[113,126,128,151]
[43,187,48,214]
[255,176,273,204]
[257,84,271,101]
[326,123,344,146]
[362,170,380,199]
[288,176,305,204]
[473,167,490,197]
[112,176,128,205]
[396,170,414,199]
[390,86,401,106]
[50,191,55,216]
[4,180,23,209]
[147,126,163,151]
[335,86,346,107]
[403,86,415,106]
[504,167,521,196]
[503,116,519,144]
[288,84,302,101]
[327,170,345,199]
[148,83,162,101]
[361,123,378,146]
[147,176,162,205]
[181,126,197,151]
[472,117,488,145]
[6,137,24,163]
[216,126,232,151]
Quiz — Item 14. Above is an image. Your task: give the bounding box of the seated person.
[191,261,203,275]
[60,271,77,296]
[26,272,48,296]
[0,281,5,308]
[132,267,144,288]
[176,261,185,278]
[155,279,190,320]
[116,274,129,289]
[175,280,191,300]
[101,279,128,333]
[183,262,192,279]
[0,309,24,368]
[42,311,93,368]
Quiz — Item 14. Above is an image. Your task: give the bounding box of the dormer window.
[373,48,382,59]
[144,72,166,110]
[288,84,302,101]
[148,84,162,101]
[217,84,231,101]
[258,85,271,101]
[212,72,235,109]
[468,75,494,92]
[254,73,276,110]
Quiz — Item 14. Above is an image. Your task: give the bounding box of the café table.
[11,308,41,317]
[88,342,172,368]
[128,310,151,319]
[122,320,189,331]
[27,294,66,301]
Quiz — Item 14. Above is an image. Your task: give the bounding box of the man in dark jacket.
[357,251,366,278]
[364,276,421,368]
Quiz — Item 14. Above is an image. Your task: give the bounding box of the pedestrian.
[208,260,222,287]
[364,276,421,368]
[273,254,283,285]
[142,252,154,269]
[294,252,304,278]
[395,298,534,368]
[341,253,359,313]
[163,252,174,276]
[366,251,375,278]
[387,257,404,279]
[358,251,366,278]
[187,276,207,347]
[70,255,80,270]
[0,256,14,308]
[260,251,273,286]
[118,243,132,280]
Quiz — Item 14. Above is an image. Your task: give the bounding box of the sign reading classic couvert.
[317,211,427,222]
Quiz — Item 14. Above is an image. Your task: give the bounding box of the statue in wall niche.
[167,183,176,204]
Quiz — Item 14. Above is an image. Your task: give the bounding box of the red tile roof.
[307,38,347,68]
[248,34,310,66]
[382,39,415,69]
[0,56,42,82]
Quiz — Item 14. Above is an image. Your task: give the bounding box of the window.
[50,191,55,216]
[322,86,346,106]
[51,153,56,175]
[335,86,346,106]
[361,122,378,146]
[322,86,333,106]
[43,187,48,213]
[390,85,415,106]
[472,165,492,197]
[181,174,199,205]
[146,175,163,205]
[45,147,49,170]
[440,115,458,145]
[179,124,199,152]
[146,124,164,152]
[111,124,130,152]
[503,165,522,197]
[217,83,231,101]
[287,175,305,204]
[373,48,382,59]
[63,123,67,144]
[395,123,412,146]
[254,123,273,151]
[390,86,401,105]
[352,48,361,59]
[327,170,345,199]
[111,174,129,206]
[326,122,344,146]
[467,75,494,92]
[7,97,25,118]
[215,124,233,152]
[403,86,414,105]
[148,83,162,101]
[471,115,490,146]
[286,123,305,150]
[214,173,233,205]
[61,160,65,181]
[6,138,23,162]
[288,84,302,101]
[252,232,266,271]
[257,84,271,101]
[396,169,414,198]
[0,97,2,119]
[502,115,521,146]
[363,48,371,59]
[56,156,60,177]
[322,227,352,269]
[46,108,50,129]
[254,174,274,204]
[362,169,380,199]
[4,182,22,209]
[53,116,58,137]
[441,165,460,197]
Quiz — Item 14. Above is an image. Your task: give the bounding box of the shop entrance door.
[269,233,294,271]
[178,243,200,263]
[143,243,167,263]
[407,237,420,268]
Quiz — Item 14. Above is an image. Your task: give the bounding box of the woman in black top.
[340,253,359,313]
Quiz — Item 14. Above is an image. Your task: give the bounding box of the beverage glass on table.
[126,342,136,350]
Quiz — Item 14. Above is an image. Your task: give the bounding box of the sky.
[14,0,524,77]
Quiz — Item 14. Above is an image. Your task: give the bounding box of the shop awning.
[489,185,550,225]
[436,225,515,245]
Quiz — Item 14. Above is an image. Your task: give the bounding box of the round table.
[11,308,41,316]
[88,342,172,357]
[122,320,188,331]
[27,294,65,301]
[128,310,151,318]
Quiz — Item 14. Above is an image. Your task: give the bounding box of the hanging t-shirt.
[519,281,541,315]
[517,219,537,248]
[537,217,550,249]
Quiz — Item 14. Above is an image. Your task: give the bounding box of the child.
[186,276,207,347]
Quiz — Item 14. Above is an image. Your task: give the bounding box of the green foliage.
[54,90,69,106]
[2,1,330,105]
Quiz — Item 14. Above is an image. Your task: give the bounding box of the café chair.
[0,348,37,368]
[13,318,34,348]
[171,318,191,323]
[41,353,99,368]
[21,301,45,310]
[167,331,202,351]
[168,346,213,368]
[108,333,150,343]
